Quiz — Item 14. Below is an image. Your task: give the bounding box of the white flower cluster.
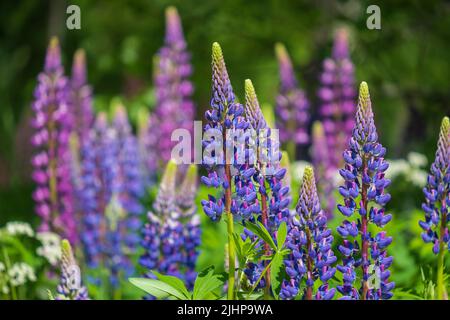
[0,262,9,294]
[5,222,34,237]
[8,262,36,287]
[36,232,62,266]
[386,152,428,187]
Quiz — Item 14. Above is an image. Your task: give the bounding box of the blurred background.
[0,0,449,294]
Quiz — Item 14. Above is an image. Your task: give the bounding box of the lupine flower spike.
[31,37,77,243]
[275,43,309,160]
[280,166,336,300]
[336,82,394,300]
[201,42,249,299]
[311,121,335,218]
[55,239,89,300]
[147,6,195,166]
[140,161,200,290]
[242,79,291,297]
[318,28,356,169]
[419,116,449,300]
[70,49,94,141]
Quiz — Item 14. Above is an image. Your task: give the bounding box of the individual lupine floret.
[70,49,94,141]
[147,6,195,166]
[31,37,77,244]
[419,116,449,299]
[241,79,291,296]
[318,28,356,169]
[336,82,394,300]
[55,240,89,300]
[311,121,335,218]
[200,42,251,299]
[280,166,336,300]
[275,43,309,160]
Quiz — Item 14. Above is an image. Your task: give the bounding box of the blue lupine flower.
[201,42,250,223]
[140,161,200,290]
[56,239,89,300]
[419,116,449,253]
[280,166,336,300]
[336,82,394,300]
[240,80,291,293]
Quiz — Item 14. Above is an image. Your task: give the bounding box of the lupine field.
[0,2,449,301]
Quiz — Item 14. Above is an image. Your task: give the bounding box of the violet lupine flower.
[201,42,250,222]
[78,112,118,270]
[419,116,449,299]
[311,121,335,218]
[419,117,449,253]
[148,6,195,165]
[70,49,94,141]
[336,82,394,300]
[140,161,200,288]
[31,37,77,244]
[280,166,336,300]
[112,105,145,252]
[55,239,89,300]
[241,80,291,292]
[318,28,356,169]
[275,43,309,159]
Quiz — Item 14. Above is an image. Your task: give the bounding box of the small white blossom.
[407,152,428,168]
[5,222,34,237]
[8,263,36,287]
[36,232,62,266]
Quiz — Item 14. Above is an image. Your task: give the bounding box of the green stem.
[226,212,236,300]
[2,247,17,300]
[437,210,447,300]
[246,259,273,299]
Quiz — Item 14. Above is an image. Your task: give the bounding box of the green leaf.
[245,222,277,250]
[193,266,226,300]
[277,222,287,250]
[129,278,187,300]
[270,252,284,299]
[152,271,191,299]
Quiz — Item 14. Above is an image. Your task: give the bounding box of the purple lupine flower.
[136,108,156,187]
[55,239,89,300]
[176,165,201,288]
[419,116,449,299]
[70,49,94,141]
[318,28,356,169]
[112,105,144,252]
[280,166,336,300]
[140,161,200,289]
[241,80,291,294]
[78,112,116,269]
[201,42,249,222]
[147,6,195,166]
[275,43,309,159]
[31,37,77,244]
[336,82,394,300]
[311,121,335,218]
[420,116,449,253]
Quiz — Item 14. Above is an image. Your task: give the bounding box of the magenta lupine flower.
[147,6,195,165]
[275,43,309,159]
[70,49,94,141]
[280,166,336,300]
[318,28,356,169]
[31,37,77,243]
[419,117,449,299]
[311,121,335,218]
[336,82,394,300]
